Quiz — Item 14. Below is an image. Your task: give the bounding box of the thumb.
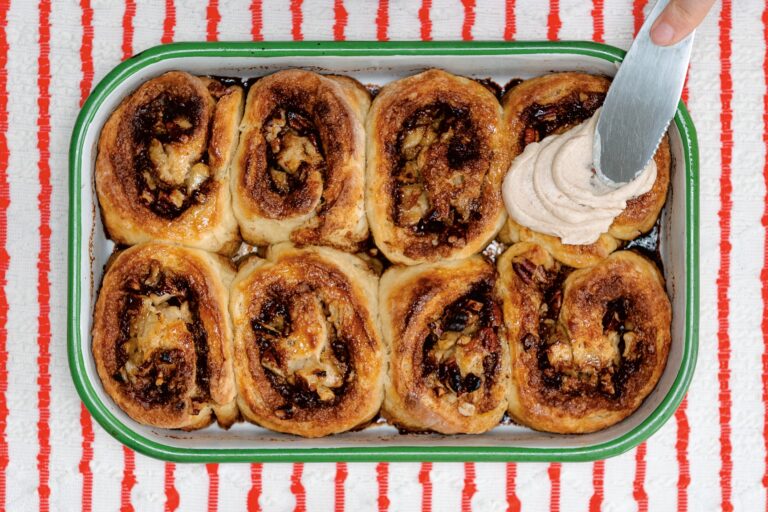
[649,0,716,46]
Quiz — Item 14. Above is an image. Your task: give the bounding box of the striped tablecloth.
[0,0,759,510]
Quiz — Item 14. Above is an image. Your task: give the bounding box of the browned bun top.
[103,72,217,219]
[92,243,235,430]
[381,257,510,434]
[95,71,242,253]
[237,70,360,219]
[367,69,509,264]
[498,243,671,433]
[230,244,383,437]
[233,69,370,251]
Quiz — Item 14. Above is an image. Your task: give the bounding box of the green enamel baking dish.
[68,41,698,462]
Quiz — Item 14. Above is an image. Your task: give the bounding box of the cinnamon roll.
[499,72,670,266]
[366,69,509,265]
[96,71,243,254]
[229,243,384,437]
[92,243,237,430]
[231,70,370,252]
[497,243,671,433]
[379,257,509,434]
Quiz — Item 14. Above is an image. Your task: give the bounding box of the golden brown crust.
[380,257,510,433]
[229,243,384,437]
[366,69,510,265]
[500,72,670,265]
[92,243,237,430]
[231,70,370,252]
[499,219,620,269]
[497,244,671,433]
[95,71,242,254]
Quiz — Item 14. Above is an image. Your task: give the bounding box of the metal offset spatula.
[593,0,694,185]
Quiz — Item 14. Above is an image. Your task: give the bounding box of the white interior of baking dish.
[76,52,687,452]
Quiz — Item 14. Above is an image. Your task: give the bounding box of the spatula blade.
[594,0,693,185]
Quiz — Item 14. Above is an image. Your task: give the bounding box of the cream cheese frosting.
[502,109,656,245]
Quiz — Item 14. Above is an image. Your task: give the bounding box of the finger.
[650,0,716,46]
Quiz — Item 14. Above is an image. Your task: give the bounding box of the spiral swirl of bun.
[92,243,237,430]
[379,256,510,433]
[231,70,370,252]
[366,69,510,265]
[96,71,243,254]
[497,243,671,433]
[229,243,385,437]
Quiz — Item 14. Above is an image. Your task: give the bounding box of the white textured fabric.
[1,0,762,510]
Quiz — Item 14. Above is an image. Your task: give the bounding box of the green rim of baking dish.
[68,41,699,463]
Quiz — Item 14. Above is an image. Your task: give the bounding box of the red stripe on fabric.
[589,460,604,512]
[461,463,476,512]
[419,0,432,41]
[79,0,94,104]
[163,463,179,512]
[504,0,516,41]
[762,3,768,508]
[592,0,604,42]
[36,1,52,509]
[333,0,347,41]
[633,443,648,512]
[547,0,561,41]
[0,1,7,505]
[633,0,647,36]
[675,397,690,511]
[334,463,348,512]
[206,0,220,41]
[505,463,520,512]
[79,406,93,512]
[77,2,94,511]
[290,0,303,41]
[162,0,175,44]
[247,464,262,512]
[206,464,219,512]
[376,0,389,41]
[291,463,306,512]
[121,0,136,60]
[376,463,389,511]
[548,463,561,512]
[120,447,136,512]
[250,0,263,41]
[0,3,8,507]
[461,0,475,41]
[419,463,432,512]
[717,1,734,511]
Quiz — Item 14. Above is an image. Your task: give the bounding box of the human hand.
[650,0,716,46]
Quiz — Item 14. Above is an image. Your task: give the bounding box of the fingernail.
[651,21,675,46]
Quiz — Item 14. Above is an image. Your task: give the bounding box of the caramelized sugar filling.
[512,254,646,404]
[131,91,213,219]
[392,103,485,247]
[262,107,327,198]
[115,261,210,409]
[518,92,605,147]
[251,288,353,419]
[420,281,501,416]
